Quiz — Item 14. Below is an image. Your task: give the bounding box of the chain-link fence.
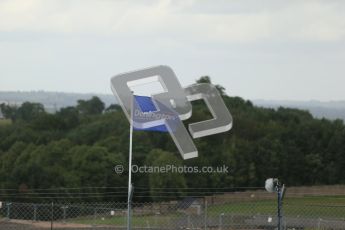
[1,189,345,229]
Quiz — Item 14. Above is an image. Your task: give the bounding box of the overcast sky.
[0,0,345,101]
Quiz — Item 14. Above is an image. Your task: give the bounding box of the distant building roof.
[176,197,201,209]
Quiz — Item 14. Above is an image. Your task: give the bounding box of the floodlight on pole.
[265,178,286,230]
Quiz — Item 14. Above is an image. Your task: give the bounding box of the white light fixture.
[265,178,278,193]
[265,178,286,230]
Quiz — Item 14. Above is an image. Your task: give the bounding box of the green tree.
[57,106,80,129]
[17,102,45,122]
[68,145,126,200]
[77,96,105,115]
[196,76,226,96]
[0,103,18,121]
[146,149,187,201]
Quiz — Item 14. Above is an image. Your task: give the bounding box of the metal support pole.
[127,92,134,230]
[6,203,11,219]
[62,206,67,224]
[277,187,282,230]
[218,213,224,230]
[204,199,207,230]
[33,204,37,222]
[93,207,97,226]
[51,202,54,230]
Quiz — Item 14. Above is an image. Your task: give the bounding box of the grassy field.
[207,195,345,218]
[0,119,11,126]
[70,196,345,227]
[73,214,176,227]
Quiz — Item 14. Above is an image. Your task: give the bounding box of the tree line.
[0,77,344,202]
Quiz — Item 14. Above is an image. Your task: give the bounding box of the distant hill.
[0,91,116,113]
[253,99,345,121]
[1,91,344,121]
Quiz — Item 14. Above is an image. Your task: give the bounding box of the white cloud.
[0,0,345,43]
[0,0,344,43]
[269,1,345,42]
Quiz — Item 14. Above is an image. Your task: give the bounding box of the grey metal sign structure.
[111,65,233,160]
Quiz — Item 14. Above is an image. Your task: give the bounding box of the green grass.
[0,119,11,126]
[72,214,177,227]
[207,196,345,218]
[69,196,345,227]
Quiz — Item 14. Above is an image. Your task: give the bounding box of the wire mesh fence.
[1,190,345,229]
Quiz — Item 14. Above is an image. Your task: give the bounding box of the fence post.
[317,218,322,229]
[61,206,68,224]
[204,198,207,230]
[218,213,224,230]
[93,207,97,227]
[51,202,54,230]
[33,204,37,222]
[277,189,282,230]
[155,212,159,227]
[6,202,11,219]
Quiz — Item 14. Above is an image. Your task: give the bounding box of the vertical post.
[218,213,224,230]
[204,199,207,230]
[93,207,97,226]
[33,204,37,222]
[277,188,282,230]
[154,212,159,227]
[51,202,54,230]
[127,92,134,230]
[6,203,11,219]
[62,206,67,224]
[317,218,322,229]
